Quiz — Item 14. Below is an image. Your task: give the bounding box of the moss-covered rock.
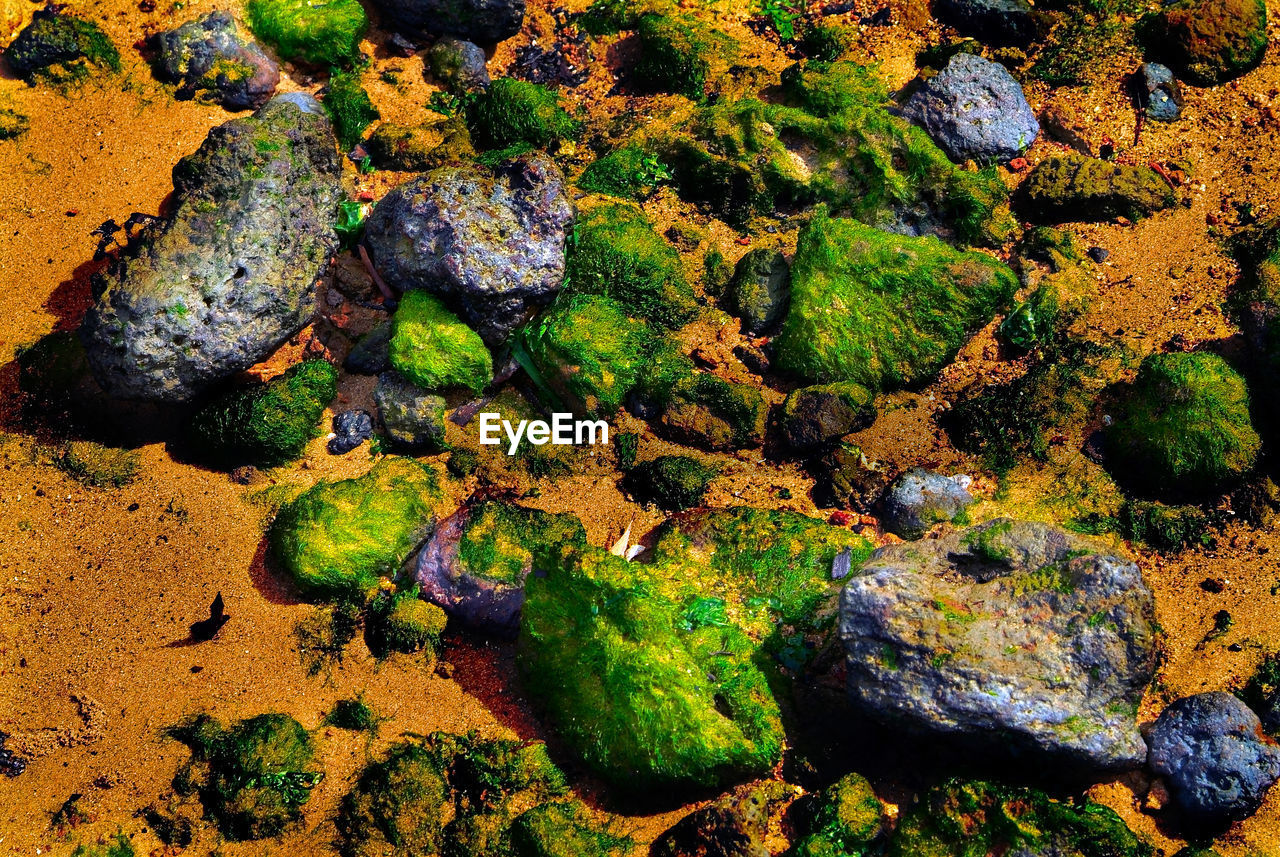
[653,782,789,857]
[1140,0,1266,86]
[658,371,769,451]
[323,68,379,150]
[791,773,887,857]
[55,441,141,488]
[1239,652,1280,734]
[800,23,852,62]
[566,204,698,328]
[375,370,449,451]
[366,121,460,171]
[367,587,449,657]
[389,290,493,394]
[782,382,876,450]
[578,143,672,200]
[773,207,1017,389]
[3,6,120,84]
[466,78,579,151]
[727,249,791,336]
[1019,153,1176,223]
[269,458,443,598]
[326,697,380,732]
[337,740,452,857]
[245,0,367,66]
[509,801,631,857]
[634,13,736,101]
[187,359,337,467]
[1106,351,1259,499]
[623,455,718,510]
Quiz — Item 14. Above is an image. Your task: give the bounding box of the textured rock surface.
[368,0,525,43]
[374,371,446,450]
[157,12,279,110]
[363,153,573,345]
[428,37,490,92]
[1148,692,1280,826]
[726,248,790,336]
[932,0,1040,47]
[81,96,341,402]
[1141,0,1267,86]
[901,53,1038,163]
[1018,153,1176,223]
[1135,62,1182,123]
[651,783,785,857]
[781,382,876,450]
[328,409,373,454]
[879,468,974,539]
[840,519,1158,772]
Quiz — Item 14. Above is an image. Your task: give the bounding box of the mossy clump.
[70,833,135,857]
[634,13,735,101]
[578,143,672,200]
[623,455,718,510]
[658,371,769,451]
[366,587,449,658]
[367,122,445,171]
[326,697,380,732]
[3,7,121,84]
[187,360,338,468]
[465,78,579,151]
[1116,499,1220,551]
[800,23,853,61]
[578,0,647,35]
[269,458,443,598]
[1106,352,1260,499]
[171,713,323,841]
[323,68,380,151]
[337,740,451,856]
[791,773,887,857]
[773,207,1017,389]
[998,267,1093,352]
[389,291,493,394]
[887,779,1151,857]
[1139,0,1266,86]
[509,801,631,857]
[519,545,785,792]
[566,204,698,328]
[1018,153,1176,223]
[55,441,141,488]
[245,0,367,66]
[0,107,29,140]
[455,502,588,588]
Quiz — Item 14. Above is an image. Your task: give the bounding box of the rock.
[790,773,887,857]
[374,371,447,451]
[428,37,490,92]
[782,382,876,450]
[932,0,1041,47]
[839,519,1158,772]
[328,409,373,454]
[1018,153,1176,223]
[388,290,493,393]
[658,372,769,451]
[726,249,790,336]
[1140,0,1266,86]
[900,53,1039,164]
[413,502,586,635]
[622,455,718,511]
[651,782,786,857]
[344,321,391,375]
[4,6,120,84]
[366,589,447,657]
[1133,62,1182,123]
[814,443,891,512]
[80,96,341,403]
[156,12,279,110]
[879,469,974,539]
[1088,245,1110,263]
[368,0,525,43]
[363,153,573,346]
[1148,692,1280,826]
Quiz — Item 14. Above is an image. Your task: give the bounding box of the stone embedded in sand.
[80,96,341,403]
[374,371,447,451]
[840,519,1158,773]
[1140,0,1267,86]
[428,37,491,92]
[878,468,974,540]
[781,382,876,450]
[726,249,790,336]
[1018,153,1176,223]
[368,0,525,44]
[156,11,279,110]
[1134,62,1182,123]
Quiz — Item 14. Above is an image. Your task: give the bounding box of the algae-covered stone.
[369,0,525,44]
[578,143,672,200]
[270,458,443,598]
[1106,352,1259,499]
[389,290,493,393]
[156,12,279,110]
[509,801,631,857]
[187,359,337,467]
[782,382,876,450]
[413,501,587,634]
[623,455,718,511]
[323,68,379,150]
[374,371,448,450]
[519,546,784,792]
[337,740,451,857]
[56,441,142,489]
[1141,0,1266,86]
[791,773,887,857]
[773,207,1017,389]
[635,13,735,101]
[658,372,768,451]
[80,96,341,403]
[4,6,120,84]
[652,782,788,857]
[245,0,367,66]
[466,77,579,151]
[366,587,449,656]
[428,37,490,92]
[727,249,790,336]
[1019,153,1176,223]
[366,122,443,171]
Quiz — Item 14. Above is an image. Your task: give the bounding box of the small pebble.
[329,410,374,454]
[1087,246,1110,263]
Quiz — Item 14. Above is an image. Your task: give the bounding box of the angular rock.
[369,0,525,44]
[1018,153,1176,223]
[328,409,373,454]
[157,12,279,110]
[651,783,787,857]
[363,153,573,346]
[1134,62,1182,123]
[1148,692,1280,827]
[374,371,447,450]
[726,249,790,336]
[81,96,341,402]
[428,37,490,92]
[3,6,120,83]
[782,382,876,450]
[901,53,1038,164]
[932,0,1041,47]
[814,443,891,512]
[1141,0,1267,86]
[878,468,973,539]
[659,373,768,451]
[840,519,1158,772]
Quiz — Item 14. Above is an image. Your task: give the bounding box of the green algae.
[389,290,493,394]
[245,0,367,66]
[578,143,673,200]
[324,68,380,151]
[466,78,580,151]
[366,586,449,657]
[634,13,736,101]
[55,441,141,488]
[623,455,718,510]
[3,8,121,85]
[456,502,588,586]
[509,801,631,857]
[791,772,887,857]
[1019,153,1176,223]
[70,833,134,857]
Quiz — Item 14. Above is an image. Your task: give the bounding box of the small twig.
[358,244,395,301]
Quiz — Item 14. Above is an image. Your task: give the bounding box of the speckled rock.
[726,249,790,336]
[878,468,974,539]
[80,96,341,402]
[328,409,373,454]
[1141,0,1267,86]
[363,153,573,346]
[901,53,1038,163]
[932,0,1041,47]
[1134,62,1182,123]
[1148,692,1280,827]
[428,37,490,92]
[156,11,279,110]
[368,0,525,44]
[840,519,1158,772]
[1018,153,1176,223]
[651,783,787,857]
[374,371,446,450]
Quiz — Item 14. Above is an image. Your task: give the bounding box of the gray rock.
[344,320,391,375]
[727,249,790,336]
[272,91,326,115]
[1135,62,1182,123]
[1148,692,1280,827]
[428,37,490,92]
[363,153,573,346]
[782,382,876,450]
[369,0,525,44]
[80,97,341,402]
[374,371,446,449]
[840,519,1158,773]
[932,0,1041,47]
[328,409,373,454]
[901,53,1039,164]
[156,11,279,110]
[412,506,523,634]
[879,468,974,539]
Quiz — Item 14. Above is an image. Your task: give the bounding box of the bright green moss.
[456,502,588,586]
[566,204,697,328]
[3,8,121,84]
[888,779,1151,857]
[1106,352,1260,499]
[389,291,493,394]
[324,69,380,151]
[269,458,443,598]
[578,143,672,200]
[55,441,141,488]
[187,360,338,467]
[1019,153,1176,223]
[509,801,632,857]
[519,546,784,792]
[466,78,580,151]
[791,773,887,857]
[367,587,449,657]
[774,207,1017,389]
[623,455,718,510]
[245,0,367,66]
[634,13,734,101]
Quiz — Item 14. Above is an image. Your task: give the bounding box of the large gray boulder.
[81,96,341,402]
[156,11,279,110]
[368,0,525,44]
[840,519,1158,772]
[363,153,573,346]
